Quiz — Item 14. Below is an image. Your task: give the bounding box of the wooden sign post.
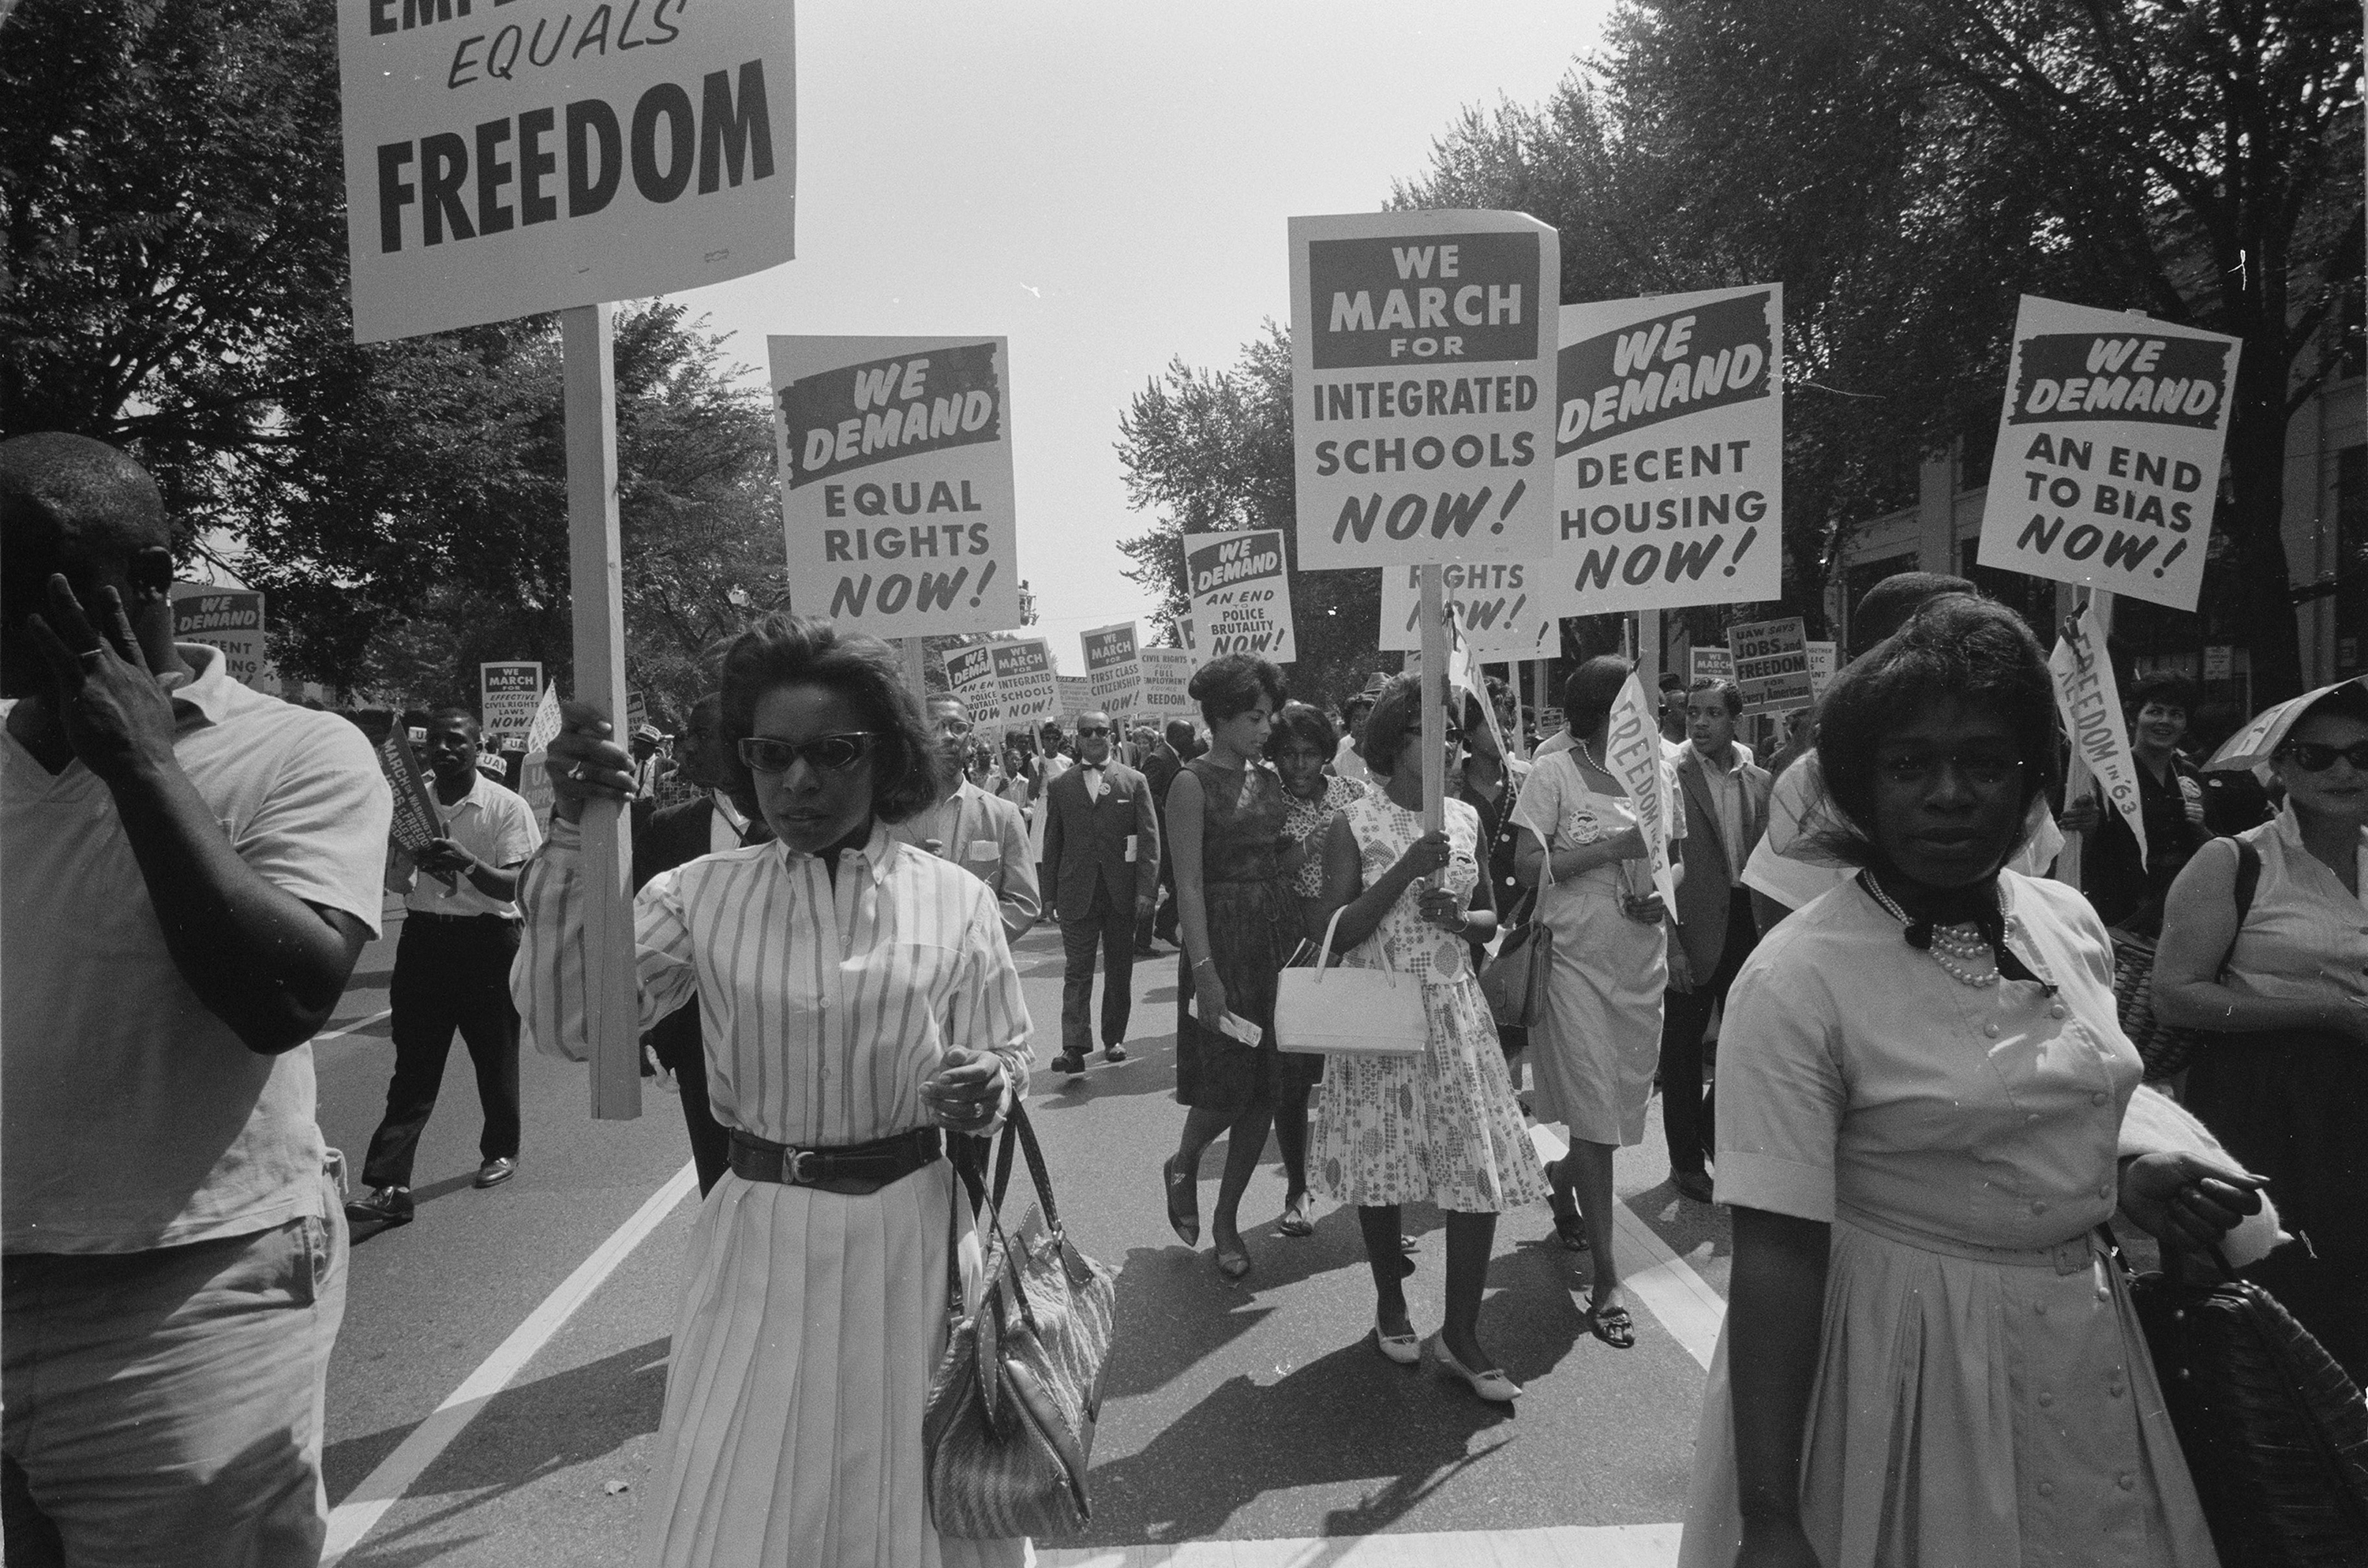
[1419,566,1448,834]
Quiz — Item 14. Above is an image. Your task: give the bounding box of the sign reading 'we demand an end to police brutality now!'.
[770,336,1021,640]
[1974,296,2239,613]
[1186,530,1296,663]
[1289,211,1560,569]
[338,0,796,342]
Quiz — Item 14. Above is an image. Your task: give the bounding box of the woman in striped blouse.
[518,616,1033,1568]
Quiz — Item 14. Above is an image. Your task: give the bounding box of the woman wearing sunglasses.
[516,615,1032,1568]
[2153,679,2368,1381]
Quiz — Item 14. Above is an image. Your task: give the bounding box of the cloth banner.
[2049,603,2147,869]
[1604,672,1678,912]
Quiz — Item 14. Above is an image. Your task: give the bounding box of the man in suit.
[1041,710,1160,1076]
[1662,678,1771,1203]
[886,693,1039,943]
[631,694,769,1195]
[1137,718,1189,954]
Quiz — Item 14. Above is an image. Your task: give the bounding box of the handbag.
[2109,836,2259,1081]
[2107,1233,2368,1566]
[923,1104,1116,1540]
[1275,905,1429,1057]
[1478,887,1550,1031]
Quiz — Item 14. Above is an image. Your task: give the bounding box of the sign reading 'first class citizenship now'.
[339,0,796,342]
[1289,210,1560,569]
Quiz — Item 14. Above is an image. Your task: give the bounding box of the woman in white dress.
[1511,654,1680,1350]
[520,615,1032,1568]
[1682,596,2261,1568]
[1313,676,1547,1399]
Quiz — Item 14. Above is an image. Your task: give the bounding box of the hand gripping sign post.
[1082,623,1144,718]
[1291,209,1559,829]
[1185,531,1297,663]
[339,0,796,1119]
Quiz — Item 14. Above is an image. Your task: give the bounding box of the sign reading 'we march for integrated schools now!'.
[1289,210,1560,569]
[1185,530,1296,663]
[1974,296,2240,612]
[770,336,1021,640]
[338,0,795,342]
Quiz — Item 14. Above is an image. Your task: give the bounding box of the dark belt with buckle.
[726,1127,942,1194]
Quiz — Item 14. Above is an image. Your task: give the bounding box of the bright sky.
[672,0,1614,672]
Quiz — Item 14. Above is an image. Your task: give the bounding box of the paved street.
[314,902,1733,1565]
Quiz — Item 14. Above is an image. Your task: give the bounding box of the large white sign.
[1974,296,2239,612]
[1540,285,1784,616]
[339,0,795,342]
[942,642,1001,729]
[170,586,266,688]
[1185,530,1296,663]
[1082,622,1143,717]
[1139,647,1196,722]
[1378,559,1556,658]
[1729,616,1814,716]
[480,661,543,740]
[770,335,1021,639]
[1289,209,1560,569]
[989,637,1058,724]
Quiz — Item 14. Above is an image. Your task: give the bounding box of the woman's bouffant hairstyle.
[1189,652,1286,724]
[1265,701,1339,762]
[1561,655,1632,740]
[1814,594,2055,864]
[715,615,942,824]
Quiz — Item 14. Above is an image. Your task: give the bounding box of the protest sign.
[170,586,267,687]
[1058,675,1092,725]
[1185,530,1296,662]
[1140,647,1196,722]
[1805,641,1837,696]
[1378,559,1556,658]
[374,723,450,874]
[1541,285,1783,616]
[515,683,563,821]
[2049,604,2147,868]
[625,690,648,735]
[480,661,543,740]
[989,638,1058,724]
[1604,672,1677,911]
[770,335,1021,639]
[1689,646,1732,685]
[1729,616,1813,715]
[1083,622,1143,717]
[1289,209,1560,569]
[1974,297,2239,612]
[338,0,794,343]
[942,642,1002,730]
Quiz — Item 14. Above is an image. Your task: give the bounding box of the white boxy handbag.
[1274,906,1428,1057]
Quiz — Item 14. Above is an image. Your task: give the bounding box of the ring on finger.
[567,763,585,780]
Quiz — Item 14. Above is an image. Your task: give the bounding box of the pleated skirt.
[1677,1216,2217,1568]
[642,1162,1031,1568]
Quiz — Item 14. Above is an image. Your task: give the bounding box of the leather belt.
[726,1128,942,1195]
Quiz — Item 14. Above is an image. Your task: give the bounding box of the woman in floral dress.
[1313,676,1547,1401]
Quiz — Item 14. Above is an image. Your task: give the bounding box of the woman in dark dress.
[1162,653,1305,1279]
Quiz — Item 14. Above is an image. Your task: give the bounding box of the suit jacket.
[1672,745,1772,975]
[884,779,1040,942]
[1040,760,1160,922]
[632,794,772,1071]
[1142,743,1182,823]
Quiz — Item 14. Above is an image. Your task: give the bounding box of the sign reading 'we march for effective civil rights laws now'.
[1289,211,1560,569]
[338,0,796,342]
[1974,296,2240,613]
[770,336,1021,640]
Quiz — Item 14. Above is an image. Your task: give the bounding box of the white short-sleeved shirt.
[3,646,392,1252]
[1714,870,2139,1248]
[400,768,541,918]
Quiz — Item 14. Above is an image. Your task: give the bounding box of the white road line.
[1527,1125,1725,1370]
[1039,1522,1682,1566]
[313,1008,393,1045]
[320,1160,699,1566]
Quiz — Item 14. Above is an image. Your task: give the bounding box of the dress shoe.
[1373,1315,1422,1365]
[1672,1169,1716,1204]
[1101,1043,1129,1064]
[1428,1334,1522,1401]
[1051,1052,1087,1076]
[474,1157,518,1188]
[346,1185,413,1225]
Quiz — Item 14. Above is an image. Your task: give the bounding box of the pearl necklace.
[1860,876,2044,989]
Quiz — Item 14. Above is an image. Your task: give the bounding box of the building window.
[2337,445,2367,677]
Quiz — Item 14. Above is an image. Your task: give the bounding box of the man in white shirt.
[886,694,1039,942]
[347,707,542,1223]
[2,433,391,1566]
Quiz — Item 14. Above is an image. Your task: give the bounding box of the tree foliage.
[1115,324,1384,710]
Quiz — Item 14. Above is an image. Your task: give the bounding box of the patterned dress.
[1312,795,1549,1213]
[1175,757,1315,1110]
[1282,773,1366,900]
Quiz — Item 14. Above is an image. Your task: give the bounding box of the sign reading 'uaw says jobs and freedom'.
[1974,296,2239,612]
[1547,285,1784,614]
[1186,530,1296,663]
[770,336,1021,640]
[339,0,794,342]
[1289,210,1560,568]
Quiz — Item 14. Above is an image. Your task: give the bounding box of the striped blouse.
[515,817,1033,1146]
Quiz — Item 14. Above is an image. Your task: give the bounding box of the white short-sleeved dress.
[1677,872,2217,1568]
[1509,748,1683,1147]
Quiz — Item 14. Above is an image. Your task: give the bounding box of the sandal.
[1584,1299,1637,1350]
[1551,1214,1591,1252]
[1275,1195,1314,1238]
[1547,1164,1589,1252]
[1215,1237,1253,1280]
[1163,1154,1199,1248]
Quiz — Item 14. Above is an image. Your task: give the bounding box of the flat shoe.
[1427,1333,1521,1401]
[1373,1317,1422,1365]
[1162,1155,1200,1247]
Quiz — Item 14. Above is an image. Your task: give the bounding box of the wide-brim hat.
[2202,675,2368,772]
